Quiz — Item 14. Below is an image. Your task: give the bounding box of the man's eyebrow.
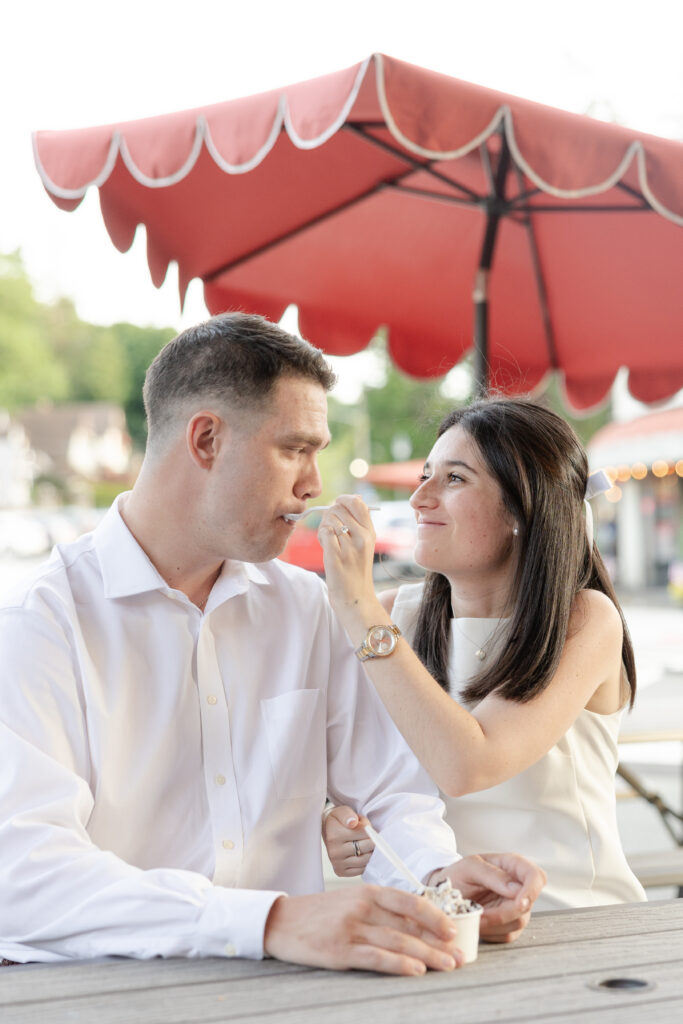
[283,433,331,450]
[423,459,477,473]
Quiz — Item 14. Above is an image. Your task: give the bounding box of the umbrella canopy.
[34,54,683,409]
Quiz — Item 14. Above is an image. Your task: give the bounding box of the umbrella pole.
[472,131,511,397]
[473,269,489,396]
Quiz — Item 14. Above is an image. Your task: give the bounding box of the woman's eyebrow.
[424,459,477,474]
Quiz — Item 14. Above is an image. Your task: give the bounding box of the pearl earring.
[512,526,519,536]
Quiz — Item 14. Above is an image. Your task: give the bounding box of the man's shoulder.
[0,530,98,615]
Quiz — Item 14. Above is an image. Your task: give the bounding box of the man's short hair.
[143,312,337,448]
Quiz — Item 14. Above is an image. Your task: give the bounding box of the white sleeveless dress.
[392,583,646,911]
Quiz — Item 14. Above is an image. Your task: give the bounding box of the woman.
[320,397,645,911]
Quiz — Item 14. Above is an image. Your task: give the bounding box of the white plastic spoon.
[283,504,379,523]
[364,823,425,892]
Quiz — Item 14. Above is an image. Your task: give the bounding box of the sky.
[2,0,682,401]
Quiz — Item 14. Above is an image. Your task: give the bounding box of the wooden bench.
[619,728,683,891]
[626,848,683,889]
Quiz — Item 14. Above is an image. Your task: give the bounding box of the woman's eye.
[448,473,464,484]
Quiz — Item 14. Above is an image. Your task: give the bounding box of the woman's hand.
[431,853,547,943]
[323,805,375,877]
[318,496,381,629]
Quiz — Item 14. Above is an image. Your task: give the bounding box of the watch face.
[368,626,397,656]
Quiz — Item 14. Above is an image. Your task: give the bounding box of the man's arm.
[263,887,465,974]
[0,606,282,962]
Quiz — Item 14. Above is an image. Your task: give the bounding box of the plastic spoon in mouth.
[283,504,379,523]
[364,823,425,892]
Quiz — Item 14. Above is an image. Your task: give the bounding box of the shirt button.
[215,774,226,786]
[207,695,218,705]
[222,839,235,850]
[224,943,236,957]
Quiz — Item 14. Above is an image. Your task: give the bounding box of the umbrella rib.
[202,181,394,282]
[513,164,560,371]
[510,203,652,213]
[346,123,483,201]
[383,183,481,209]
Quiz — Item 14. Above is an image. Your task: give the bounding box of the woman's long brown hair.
[413,397,636,707]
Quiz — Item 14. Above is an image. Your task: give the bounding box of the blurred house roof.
[588,405,683,466]
[18,403,129,479]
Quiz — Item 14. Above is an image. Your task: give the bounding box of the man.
[0,314,544,975]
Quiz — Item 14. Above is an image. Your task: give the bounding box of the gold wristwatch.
[355,624,402,661]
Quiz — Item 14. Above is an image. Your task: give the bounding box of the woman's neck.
[448,575,514,619]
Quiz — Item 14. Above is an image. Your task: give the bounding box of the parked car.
[278,501,423,583]
[370,500,423,585]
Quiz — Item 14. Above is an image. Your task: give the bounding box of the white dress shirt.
[0,498,458,963]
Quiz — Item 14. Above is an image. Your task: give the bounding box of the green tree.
[0,251,176,450]
[109,322,175,448]
[361,333,469,466]
[0,252,69,408]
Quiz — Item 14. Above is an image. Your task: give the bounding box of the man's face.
[201,375,331,563]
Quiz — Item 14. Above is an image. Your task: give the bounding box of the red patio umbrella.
[33,54,683,409]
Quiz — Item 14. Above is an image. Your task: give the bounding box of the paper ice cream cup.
[448,905,483,963]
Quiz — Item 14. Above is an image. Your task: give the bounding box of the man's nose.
[295,458,323,500]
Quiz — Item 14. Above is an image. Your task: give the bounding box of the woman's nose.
[410,479,437,510]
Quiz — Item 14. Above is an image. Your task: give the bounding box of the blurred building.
[18,402,132,502]
[0,410,36,507]
[588,406,683,589]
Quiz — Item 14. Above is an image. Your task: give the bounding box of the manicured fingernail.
[413,962,426,975]
[519,896,530,910]
[345,815,358,827]
[439,954,456,970]
[447,926,459,938]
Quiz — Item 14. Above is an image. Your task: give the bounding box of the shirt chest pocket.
[260,689,326,801]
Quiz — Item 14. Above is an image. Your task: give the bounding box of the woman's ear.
[186,411,223,470]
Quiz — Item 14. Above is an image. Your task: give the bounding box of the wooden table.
[2,899,682,1023]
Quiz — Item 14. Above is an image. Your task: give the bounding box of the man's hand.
[263,886,466,975]
[322,805,374,877]
[431,853,546,943]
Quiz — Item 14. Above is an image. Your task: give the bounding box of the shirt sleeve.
[0,606,283,963]
[321,593,460,889]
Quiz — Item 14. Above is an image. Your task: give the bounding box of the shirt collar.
[94,494,270,602]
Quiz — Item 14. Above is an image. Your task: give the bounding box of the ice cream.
[421,879,483,963]
[421,878,480,914]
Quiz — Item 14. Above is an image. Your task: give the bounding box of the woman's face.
[410,425,517,584]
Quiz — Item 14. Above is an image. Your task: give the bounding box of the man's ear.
[186,411,224,470]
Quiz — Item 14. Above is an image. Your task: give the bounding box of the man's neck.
[119,475,224,611]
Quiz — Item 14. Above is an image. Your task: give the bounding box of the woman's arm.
[320,496,625,796]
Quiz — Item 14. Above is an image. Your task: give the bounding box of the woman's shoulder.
[570,588,623,641]
[380,581,425,617]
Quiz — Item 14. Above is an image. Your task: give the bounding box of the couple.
[0,312,640,974]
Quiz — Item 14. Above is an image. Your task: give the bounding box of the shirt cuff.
[196,887,286,960]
